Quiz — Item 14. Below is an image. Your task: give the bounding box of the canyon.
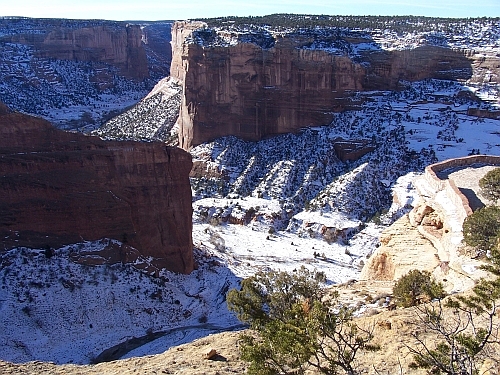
[0,14,500,372]
[0,18,173,130]
[3,22,149,80]
[0,103,194,274]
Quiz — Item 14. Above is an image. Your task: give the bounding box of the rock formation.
[361,156,500,292]
[2,21,149,80]
[0,18,175,129]
[171,21,478,150]
[0,106,194,274]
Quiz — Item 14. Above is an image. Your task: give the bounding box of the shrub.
[479,168,500,202]
[462,206,500,253]
[408,247,500,374]
[393,269,445,308]
[227,267,375,375]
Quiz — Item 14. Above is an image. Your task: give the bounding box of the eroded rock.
[171,21,476,150]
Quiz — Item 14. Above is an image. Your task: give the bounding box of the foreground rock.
[0,105,193,274]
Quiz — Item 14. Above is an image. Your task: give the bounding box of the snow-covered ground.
[0,243,241,364]
[3,77,498,365]
[1,14,500,364]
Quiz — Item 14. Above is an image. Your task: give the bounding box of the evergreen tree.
[479,168,500,202]
[227,266,376,375]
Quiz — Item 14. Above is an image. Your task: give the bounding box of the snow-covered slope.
[92,77,182,143]
[0,18,173,132]
[0,242,241,364]
[191,79,499,216]
[2,16,500,367]
[194,15,500,55]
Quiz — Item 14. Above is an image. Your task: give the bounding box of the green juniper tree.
[462,206,500,254]
[393,269,446,308]
[227,267,376,375]
[479,168,500,203]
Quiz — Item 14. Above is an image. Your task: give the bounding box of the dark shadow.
[459,187,485,212]
[92,323,245,364]
[209,354,228,362]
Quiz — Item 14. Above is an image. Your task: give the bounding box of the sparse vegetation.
[227,267,376,375]
[393,269,446,308]
[407,250,500,374]
[405,214,500,374]
[198,14,500,38]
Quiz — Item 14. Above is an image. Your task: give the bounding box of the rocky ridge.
[170,16,500,149]
[362,156,500,293]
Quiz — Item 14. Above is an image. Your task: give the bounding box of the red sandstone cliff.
[0,107,193,274]
[170,22,477,150]
[4,24,148,80]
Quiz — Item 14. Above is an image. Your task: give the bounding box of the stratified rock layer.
[171,22,475,150]
[0,107,194,274]
[2,22,149,80]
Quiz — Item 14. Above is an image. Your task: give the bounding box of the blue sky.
[2,0,500,21]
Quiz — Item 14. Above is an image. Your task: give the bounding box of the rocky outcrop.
[362,156,500,292]
[171,22,476,150]
[360,215,440,281]
[333,138,376,162]
[0,107,194,274]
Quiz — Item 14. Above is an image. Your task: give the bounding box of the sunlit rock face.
[0,106,194,274]
[170,21,476,150]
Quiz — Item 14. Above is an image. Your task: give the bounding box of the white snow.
[1,16,500,367]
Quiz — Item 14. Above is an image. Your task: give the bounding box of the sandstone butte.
[170,21,484,150]
[0,103,194,274]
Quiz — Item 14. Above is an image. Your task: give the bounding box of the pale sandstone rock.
[360,215,440,282]
[203,348,217,360]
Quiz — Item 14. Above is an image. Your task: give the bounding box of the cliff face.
[171,22,476,150]
[0,108,194,274]
[4,24,148,80]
